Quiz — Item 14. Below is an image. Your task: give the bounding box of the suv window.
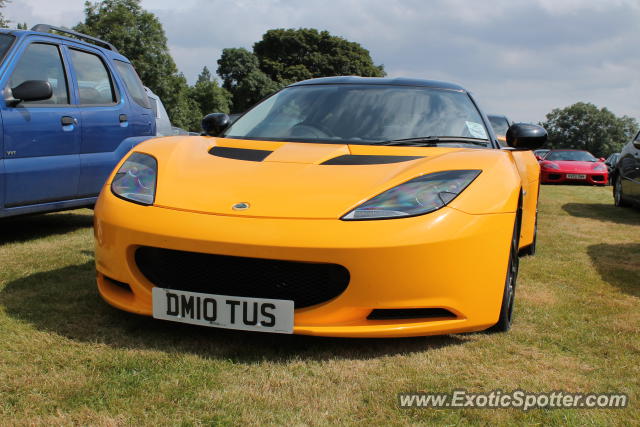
[0,34,14,62]
[114,60,150,109]
[69,49,116,105]
[9,42,68,104]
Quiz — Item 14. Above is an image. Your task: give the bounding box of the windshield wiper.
[377,136,489,147]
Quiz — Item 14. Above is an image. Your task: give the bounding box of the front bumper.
[95,192,515,338]
[540,170,607,185]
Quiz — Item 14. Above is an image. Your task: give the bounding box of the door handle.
[61,116,76,126]
[119,114,128,123]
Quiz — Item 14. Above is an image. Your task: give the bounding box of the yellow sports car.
[94,77,546,337]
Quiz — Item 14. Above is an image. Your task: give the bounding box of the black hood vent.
[321,154,423,165]
[209,146,273,162]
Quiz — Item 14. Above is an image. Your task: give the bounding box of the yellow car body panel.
[94,136,540,337]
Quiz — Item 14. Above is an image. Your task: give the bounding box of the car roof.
[0,28,129,61]
[289,76,467,92]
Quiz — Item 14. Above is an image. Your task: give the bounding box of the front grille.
[135,247,350,308]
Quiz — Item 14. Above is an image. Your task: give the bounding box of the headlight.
[593,163,606,171]
[111,152,157,205]
[342,170,481,220]
[542,162,560,170]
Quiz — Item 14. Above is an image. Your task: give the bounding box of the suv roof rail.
[30,24,119,53]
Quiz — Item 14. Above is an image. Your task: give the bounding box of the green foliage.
[541,102,639,157]
[74,0,198,129]
[217,48,261,92]
[218,29,384,113]
[217,48,279,113]
[189,66,232,116]
[254,28,385,85]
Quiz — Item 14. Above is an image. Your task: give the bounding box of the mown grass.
[0,186,638,426]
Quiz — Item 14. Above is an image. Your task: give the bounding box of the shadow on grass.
[562,203,640,226]
[0,211,93,245]
[0,261,466,362]
[587,243,640,298]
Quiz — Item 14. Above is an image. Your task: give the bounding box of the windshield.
[224,84,489,146]
[0,34,15,63]
[488,115,509,136]
[545,151,597,162]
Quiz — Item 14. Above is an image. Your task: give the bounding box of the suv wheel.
[614,175,630,207]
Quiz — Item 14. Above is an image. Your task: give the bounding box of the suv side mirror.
[202,113,231,136]
[10,80,53,105]
[506,123,547,150]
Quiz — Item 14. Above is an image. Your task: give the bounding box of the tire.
[487,215,520,333]
[614,175,630,207]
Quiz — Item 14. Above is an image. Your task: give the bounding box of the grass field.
[1,185,638,426]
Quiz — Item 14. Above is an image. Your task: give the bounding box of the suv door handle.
[61,116,76,126]
[119,114,128,123]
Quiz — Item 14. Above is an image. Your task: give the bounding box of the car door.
[63,44,132,198]
[1,39,80,207]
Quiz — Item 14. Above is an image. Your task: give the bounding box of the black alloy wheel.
[487,215,520,333]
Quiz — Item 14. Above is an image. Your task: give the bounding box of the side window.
[9,43,69,105]
[69,49,116,105]
[113,60,150,109]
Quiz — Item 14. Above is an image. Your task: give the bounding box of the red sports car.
[539,150,608,185]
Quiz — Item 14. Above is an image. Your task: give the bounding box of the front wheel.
[614,175,630,207]
[487,216,520,333]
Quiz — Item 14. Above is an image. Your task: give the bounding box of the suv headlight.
[342,170,481,220]
[111,152,157,205]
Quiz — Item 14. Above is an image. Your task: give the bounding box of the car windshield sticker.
[465,121,487,139]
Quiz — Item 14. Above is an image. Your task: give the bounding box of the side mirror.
[10,80,53,104]
[202,113,231,136]
[506,123,547,150]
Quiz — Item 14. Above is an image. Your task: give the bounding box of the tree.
[0,0,10,28]
[540,102,639,157]
[75,0,198,129]
[217,48,280,113]
[253,28,385,85]
[218,29,384,113]
[189,66,232,116]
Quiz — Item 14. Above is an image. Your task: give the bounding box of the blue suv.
[0,24,156,218]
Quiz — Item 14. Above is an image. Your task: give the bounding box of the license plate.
[566,174,586,179]
[152,288,294,334]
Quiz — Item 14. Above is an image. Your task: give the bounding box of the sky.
[4,0,639,123]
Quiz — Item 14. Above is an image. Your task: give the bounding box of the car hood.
[546,160,602,172]
[135,136,517,219]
